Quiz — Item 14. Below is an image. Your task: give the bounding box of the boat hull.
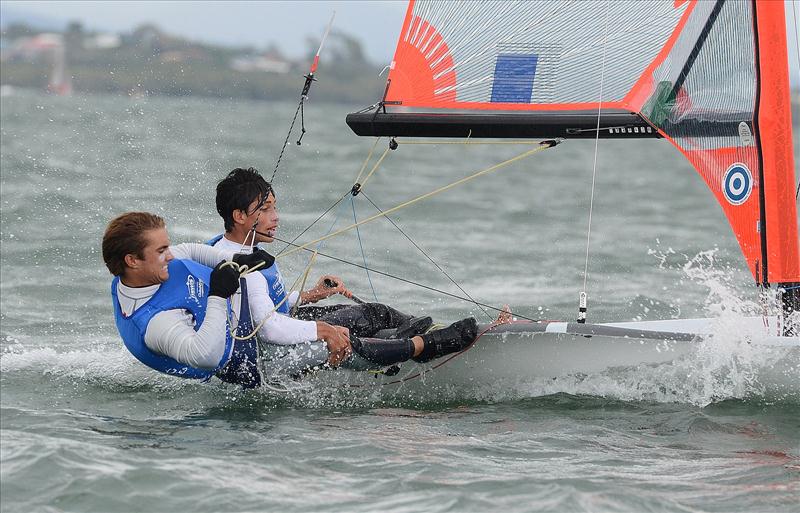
[286,317,799,398]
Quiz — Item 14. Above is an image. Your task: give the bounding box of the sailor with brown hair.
[104,210,479,386]
[104,211,289,387]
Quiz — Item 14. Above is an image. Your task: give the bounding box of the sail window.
[490,54,538,103]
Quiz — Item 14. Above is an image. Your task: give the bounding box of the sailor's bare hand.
[318,275,353,299]
[496,304,513,324]
[301,275,353,304]
[316,321,352,367]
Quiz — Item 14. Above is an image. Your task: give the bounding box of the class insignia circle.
[722,163,752,205]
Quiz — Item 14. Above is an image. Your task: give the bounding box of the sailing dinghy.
[294,0,799,391]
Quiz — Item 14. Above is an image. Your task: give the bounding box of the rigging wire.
[361,192,493,321]
[579,1,611,323]
[276,190,350,256]
[279,135,490,319]
[276,138,385,255]
[277,141,560,259]
[272,235,540,323]
[270,100,303,183]
[274,139,559,322]
[289,197,351,316]
[350,195,379,302]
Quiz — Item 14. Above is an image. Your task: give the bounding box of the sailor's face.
[245,192,279,244]
[137,228,174,284]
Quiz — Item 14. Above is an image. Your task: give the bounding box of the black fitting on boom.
[389,138,398,150]
[351,182,362,196]
[540,138,563,148]
[301,73,316,98]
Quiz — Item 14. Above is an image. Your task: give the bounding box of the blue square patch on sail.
[491,54,538,103]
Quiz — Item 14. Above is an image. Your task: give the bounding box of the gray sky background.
[2,0,799,85]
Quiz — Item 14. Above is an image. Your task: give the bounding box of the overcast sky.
[2,0,799,83]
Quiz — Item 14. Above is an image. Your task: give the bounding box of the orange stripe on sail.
[754,0,800,283]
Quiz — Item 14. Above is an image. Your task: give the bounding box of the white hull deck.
[294,317,799,396]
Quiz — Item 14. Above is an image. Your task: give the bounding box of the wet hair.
[215,167,274,232]
[102,212,165,276]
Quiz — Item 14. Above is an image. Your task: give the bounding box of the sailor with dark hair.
[209,167,479,374]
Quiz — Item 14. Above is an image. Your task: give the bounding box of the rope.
[277,138,386,256]
[353,137,381,185]
[214,259,273,341]
[361,192,493,321]
[358,147,391,190]
[270,100,304,183]
[277,141,558,259]
[291,194,352,312]
[276,191,349,255]
[272,235,543,323]
[580,2,610,305]
[296,250,319,300]
[226,249,321,341]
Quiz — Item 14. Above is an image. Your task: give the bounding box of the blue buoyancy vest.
[206,234,290,314]
[111,259,261,388]
[215,278,261,388]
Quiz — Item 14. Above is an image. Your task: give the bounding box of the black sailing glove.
[232,249,275,270]
[209,262,241,298]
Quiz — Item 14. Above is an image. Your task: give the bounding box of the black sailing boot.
[412,317,478,363]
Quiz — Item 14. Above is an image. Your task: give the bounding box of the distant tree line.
[0,21,388,104]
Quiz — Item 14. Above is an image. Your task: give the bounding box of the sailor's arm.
[143,260,243,370]
[245,272,351,365]
[298,275,353,305]
[170,243,232,267]
[286,291,301,309]
[144,299,229,370]
[171,243,274,270]
[245,272,318,344]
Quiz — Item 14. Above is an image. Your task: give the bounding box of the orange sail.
[347,0,799,285]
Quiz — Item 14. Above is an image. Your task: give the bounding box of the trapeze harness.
[206,234,291,314]
[111,259,263,388]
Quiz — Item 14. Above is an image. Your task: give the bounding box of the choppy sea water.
[1,89,798,512]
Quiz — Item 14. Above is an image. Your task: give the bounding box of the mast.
[752,0,799,333]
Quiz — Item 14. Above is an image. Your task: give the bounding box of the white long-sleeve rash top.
[115,243,318,371]
[211,235,301,309]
